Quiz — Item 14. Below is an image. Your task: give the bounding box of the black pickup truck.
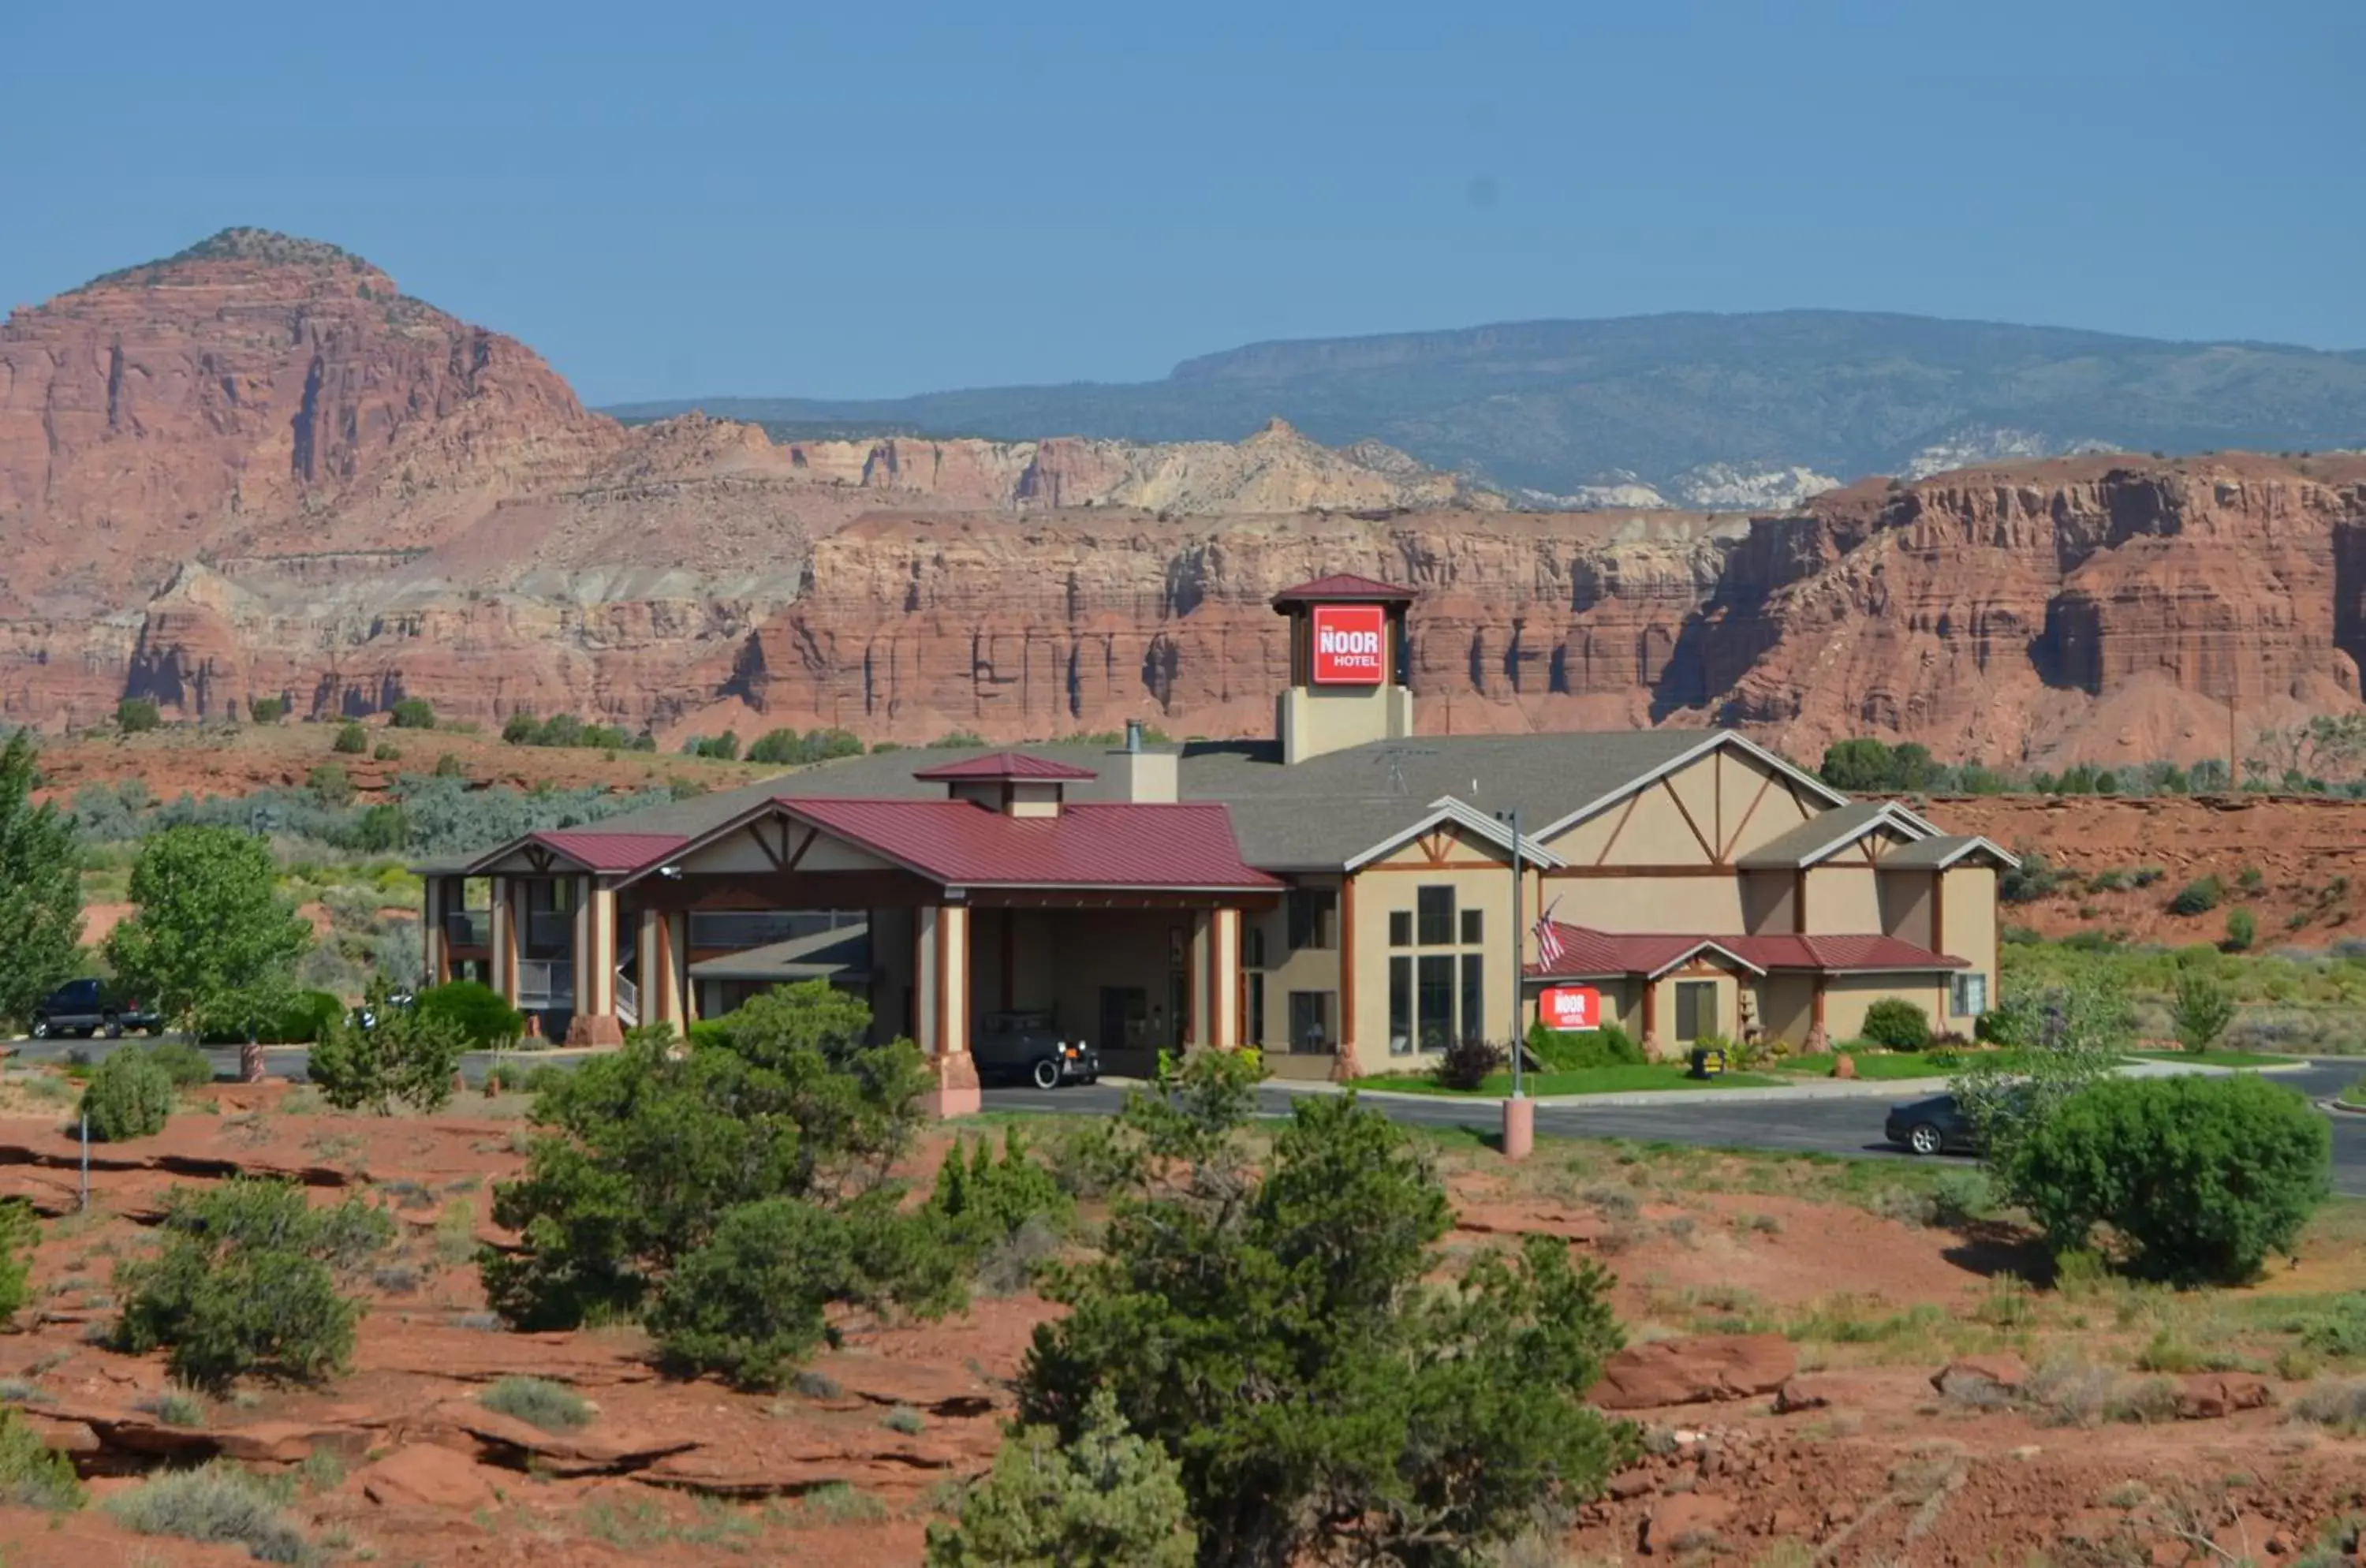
[26,979,164,1040]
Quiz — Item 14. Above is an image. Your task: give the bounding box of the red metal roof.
[909,751,1100,782]
[1529,923,1965,979]
[1270,573,1418,607]
[777,798,1282,890]
[528,830,689,872]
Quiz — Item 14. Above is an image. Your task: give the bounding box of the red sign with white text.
[1311,603,1386,685]
[1539,986,1601,1032]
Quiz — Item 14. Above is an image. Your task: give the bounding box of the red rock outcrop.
[7,229,2366,765]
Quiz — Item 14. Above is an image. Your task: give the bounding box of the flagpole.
[1510,808,1523,1102]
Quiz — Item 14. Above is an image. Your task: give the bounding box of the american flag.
[1531,899,1566,968]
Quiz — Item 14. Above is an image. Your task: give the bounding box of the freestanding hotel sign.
[1310,603,1386,685]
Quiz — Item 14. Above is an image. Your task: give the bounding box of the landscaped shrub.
[1860,997,1932,1053]
[480,1376,592,1432]
[0,1199,35,1327]
[925,1387,1193,1568]
[1526,1018,1647,1071]
[79,1048,175,1141]
[331,722,368,756]
[106,1460,306,1562]
[144,1040,216,1088]
[113,1178,394,1390]
[0,1404,84,1510]
[1434,1036,1505,1090]
[2167,875,2224,917]
[412,980,525,1049]
[2004,1074,2331,1283]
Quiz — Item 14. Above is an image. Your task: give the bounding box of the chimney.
[1106,736,1177,803]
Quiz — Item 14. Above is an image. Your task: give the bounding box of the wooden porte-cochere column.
[916,903,981,1117]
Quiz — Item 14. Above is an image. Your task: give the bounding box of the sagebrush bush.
[2005,1073,2331,1283]
[80,1047,174,1141]
[114,1178,392,1390]
[925,1388,1193,1567]
[106,1460,307,1562]
[481,1376,592,1432]
[0,1198,35,1327]
[1860,998,1932,1052]
[2168,875,2224,917]
[2300,1294,2366,1359]
[144,1040,216,1088]
[0,1404,82,1510]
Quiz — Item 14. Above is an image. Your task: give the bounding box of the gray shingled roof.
[1736,801,1915,868]
[555,730,1742,874]
[687,924,875,980]
[1879,834,2017,870]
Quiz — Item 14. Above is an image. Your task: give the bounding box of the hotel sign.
[1539,985,1601,1032]
[1310,603,1386,685]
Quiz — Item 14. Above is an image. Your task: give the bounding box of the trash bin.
[1688,1046,1726,1080]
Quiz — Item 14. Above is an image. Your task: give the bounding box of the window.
[1951,973,1989,1018]
[1389,910,1413,947]
[1460,909,1483,945]
[1248,973,1267,1047]
[1459,953,1485,1043]
[1287,889,1337,951]
[1243,924,1267,969]
[1416,886,1455,946]
[1287,990,1334,1053]
[1417,955,1455,1051]
[1389,956,1413,1055]
[1674,980,1717,1043]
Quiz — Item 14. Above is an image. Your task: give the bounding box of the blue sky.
[6,0,2360,405]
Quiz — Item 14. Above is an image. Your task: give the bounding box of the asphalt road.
[12,1037,2365,1198]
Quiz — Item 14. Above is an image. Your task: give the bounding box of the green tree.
[1819,737,1898,792]
[2222,907,2257,952]
[117,697,162,734]
[483,987,954,1350]
[2004,1074,2329,1283]
[746,728,804,765]
[0,732,84,1030]
[1954,977,2133,1189]
[105,826,314,1042]
[1017,1051,1635,1567]
[308,978,468,1114]
[2170,970,2237,1055]
[112,1178,394,1391]
[927,1388,1195,1568]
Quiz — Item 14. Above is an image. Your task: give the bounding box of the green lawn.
[2340,1077,2365,1108]
[1774,1051,1958,1081]
[1364,1062,1782,1097]
[2126,1049,2297,1069]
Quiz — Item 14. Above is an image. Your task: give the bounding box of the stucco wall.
[1940,864,1999,1020]
[1823,972,1950,1043]
[1740,870,1797,934]
[1256,873,1343,1060]
[1348,853,1517,1078]
[1758,973,1817,1045]
[1878,869,1935,947]
[1804,864,1882,932]
[1549,874,1745,932]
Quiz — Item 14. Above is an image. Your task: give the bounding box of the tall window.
[1416,886,1455,946]
[1287,889,1337,951]
[1248,973,1267,1047]
[1674,980,1717,1043]
[1950,973,1988,1018]
[1288,991,1334,1053]
[1389,910,1413,946]
[1243,924,1267,969]
[1416,956,1456,1051]
[1389,957,1412,1055]
[1460,953,1486,1044]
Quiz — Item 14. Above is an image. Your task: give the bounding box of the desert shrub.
[2300,1295,2366,1359]
[412,980,524,1049]
[2290,1379,2366,1432]
[136,1384,207,1426]
[1017,1049,1635,1567]
[2170,971,2237,1055]
[2168,875,2223,917]
[389,697,436,730]
[1928,1168,1994,1227]
[1527,1018,1645,1071]
[481,1376,591,1432]
[0,1404,84,1510]
[1434,1035,1505,1089]
[930,1127,1075,1267]
[106,1460,307,1562]
[1860,997,1931,1053]
[484,987,959,1380]
[80,1048,175,1141]
[371,742,402,763]
[308,978,468,1113]
[0,1199,34,1328]
[2000,848,2069,904]
[113,1178,393,1391]
[2088,868,2131,892]
[331,722,368,756]
[2003,1074,2330,1283]
[2224,907,2257,952]
[2132,865,2166,887]
[925,1387,1194,1568]
[248,696,288,724]
[883,1403,926,1435]
[144,1039,217,1088]
[431,751,465,778]
[117,697,162,734]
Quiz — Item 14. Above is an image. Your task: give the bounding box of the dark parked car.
[973,1010,1100,1089]
[28,979,164,1040]
[1884,1092,1981,1156]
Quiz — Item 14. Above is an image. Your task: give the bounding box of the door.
[1099,987,1148,1055]
[1674,980,1718,1043]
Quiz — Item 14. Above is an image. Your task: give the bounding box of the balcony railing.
[688,910,859,951]
[443,910,492,950]
[517,960,574,1010]
[525,910,573,958]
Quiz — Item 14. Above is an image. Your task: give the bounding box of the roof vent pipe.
[1125,719,1144,754]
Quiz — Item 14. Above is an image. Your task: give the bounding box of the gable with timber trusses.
[1363,817,1514,872]
[1540,741,1832,870]
[661,809,898,877]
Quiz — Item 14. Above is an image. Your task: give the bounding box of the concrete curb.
[1271,1057,2319,1112]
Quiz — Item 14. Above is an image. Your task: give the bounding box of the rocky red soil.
[2,1083,2363,1566]
[9,231,2366,763]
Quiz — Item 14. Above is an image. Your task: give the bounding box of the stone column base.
[924,1052,983,1119]
[1803,1025,1830,1055]
[1643,1034,1668,1062]
[564,1013,626,1048]
[1328,1051,1360,1084]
